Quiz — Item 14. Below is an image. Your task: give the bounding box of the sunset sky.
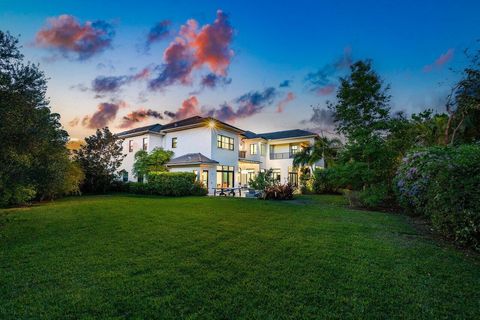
[1,0,479,139]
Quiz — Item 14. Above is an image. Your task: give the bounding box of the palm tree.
[293,136,342,171]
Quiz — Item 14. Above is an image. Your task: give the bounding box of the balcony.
[238,150,246,158]
[270,152,295,160]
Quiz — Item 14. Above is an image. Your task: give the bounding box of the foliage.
[293,136,342,170]
[129,172,207,197]
[312,168,340,194]
[299,171,313,194]
[133,147,174,178]
[328,60,391,141]
[74,127,125,194]
[394,145,480,250]
[0,31,78,206]
[248,169,276,190]
[444,51,480,145]
[262,183,295,200]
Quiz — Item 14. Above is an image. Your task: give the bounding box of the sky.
[1,0,479,139]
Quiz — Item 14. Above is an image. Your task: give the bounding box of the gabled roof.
[243,129,317,140]
[117,116,244,137]
[167,153,219,166]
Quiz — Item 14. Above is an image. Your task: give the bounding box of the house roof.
[243,129,317,140]
[117,116,244,137]
[117,123,162,136]
[167,153,219,166]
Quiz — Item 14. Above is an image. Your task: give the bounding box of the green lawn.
[1,195,479,319]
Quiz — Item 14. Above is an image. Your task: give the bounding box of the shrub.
[358,183,391,208]
[129,172,207,197]
[312,168,340,194]
[263,183,295,200]
[249,169,276,190]
[394,145,480,250]
[299,172,313,194]
[0,185,36,207]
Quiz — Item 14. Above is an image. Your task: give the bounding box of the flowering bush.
[263,183,295,200]
[394,145,480,250]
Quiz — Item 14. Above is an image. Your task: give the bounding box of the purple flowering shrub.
[394,145,480,251]
[393,147,450,216]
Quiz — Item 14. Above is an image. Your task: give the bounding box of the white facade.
[117,116,320,193]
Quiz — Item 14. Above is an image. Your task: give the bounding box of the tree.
[445,51,480,145]
[133,147,174,179]
[328,60,391,141]
[0,31,76,206]
[74,127,125,193]
[293,136,342,170]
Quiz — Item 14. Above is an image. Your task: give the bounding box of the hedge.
[394,144,480,250]
[130,172,207,197]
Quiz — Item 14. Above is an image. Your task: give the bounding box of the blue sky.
[1,0,479,138]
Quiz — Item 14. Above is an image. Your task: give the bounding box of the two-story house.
[117,116,322,193]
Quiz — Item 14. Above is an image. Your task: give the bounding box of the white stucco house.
[117,116,323,193]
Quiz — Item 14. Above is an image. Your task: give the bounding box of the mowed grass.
[1,195,479,319]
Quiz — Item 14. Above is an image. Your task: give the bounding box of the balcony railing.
[238,150,246,158]
[270,152,295,160]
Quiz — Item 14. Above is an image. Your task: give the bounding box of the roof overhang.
[117,131,164,139]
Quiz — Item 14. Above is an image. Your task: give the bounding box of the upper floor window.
[142,138,148,151]
[172,137,177,148]
[128,140,133,152]
[217,134,234,150]
[290,144,299,155]
[250,143,258,155]
[260,143,266,156]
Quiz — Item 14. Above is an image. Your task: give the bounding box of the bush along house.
[117,116,323,193]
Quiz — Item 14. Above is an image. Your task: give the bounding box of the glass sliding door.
[216,165,234,188]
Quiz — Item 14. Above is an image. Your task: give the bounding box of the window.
[216,165,234,188]
[217,134,234,150]
[250,143,258,155]
[288,166,298,187]
[272,168,281,182]
[128,140,133,152]
[260,143,266,156]
[201,170,209,188]
[138,175,144,183]
[122,171,128,182]
[171,137,177,148]
[193,170,199,181]
[290,144,299,155]
[142,138,148,151]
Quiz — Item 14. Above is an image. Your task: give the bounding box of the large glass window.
[288,166,298,187]
[216,165,234,188]
[217,134,234,150]
[201,170,209,188]
[250,143,258,155]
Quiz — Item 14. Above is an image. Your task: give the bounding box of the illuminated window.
[142,138,148,151]
[217,134,234,150]
[250,143,258,155]
[128,140,133,152]
[172,137,177,148]
[216,165,234,188]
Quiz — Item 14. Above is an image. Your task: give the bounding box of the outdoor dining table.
[212,187,242,197]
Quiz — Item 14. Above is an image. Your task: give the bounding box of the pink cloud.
[119,108,163,128]
[166,96,201,121]
[81,101,125,129]
[149,10,234,90]
[35,14,114,60]
[276,92,296,113]
[317,84,336,96]
[423,48,454,72]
